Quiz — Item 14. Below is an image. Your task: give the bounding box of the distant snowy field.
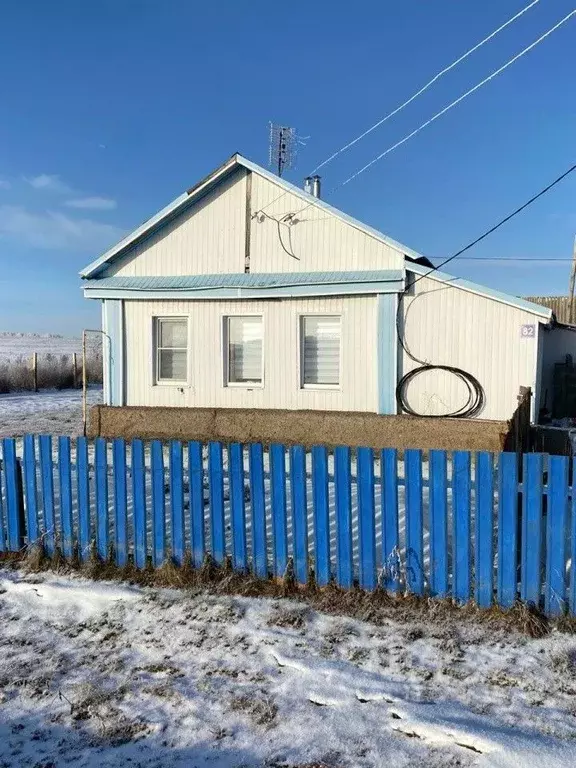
[0,332,102,436]
[0,332,100,362]
[1,569,576,767]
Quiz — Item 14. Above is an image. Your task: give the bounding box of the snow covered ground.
[1,569,576,767]
[0,388,102,437]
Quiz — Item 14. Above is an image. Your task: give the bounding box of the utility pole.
[569,235,576,324]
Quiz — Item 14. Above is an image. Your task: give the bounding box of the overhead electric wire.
[396,161,576,418]
[418,162,576,280]
[455,257,572,262]
[257,0,541,217]
[280,10,576,228]
[340,9,576,188]
[311,0,539,174]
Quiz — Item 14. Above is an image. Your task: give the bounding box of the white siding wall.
[401,275,542,421]
[123,296,378,412]
[105,169,404,279]
[108,171,247,276]
[250,174,404,273]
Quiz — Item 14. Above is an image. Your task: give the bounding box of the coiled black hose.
[395,291,486,419]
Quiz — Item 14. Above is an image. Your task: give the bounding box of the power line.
[456,257,572,262]
[339,10,576,188]
[281,10,576,226]
[396,160,576,419]
[312,0,539,174]
[257,0,542,217]
[418,162,576,282]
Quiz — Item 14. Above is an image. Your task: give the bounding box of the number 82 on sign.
[521,324,535,338]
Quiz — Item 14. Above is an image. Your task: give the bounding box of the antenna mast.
[269,123,297,177]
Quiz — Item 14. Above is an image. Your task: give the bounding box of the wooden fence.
[0,436,574,617]
[524,295,573,324]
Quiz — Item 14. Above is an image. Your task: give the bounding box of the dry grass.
[230,693,278,727]
[0,352,102,394]
[1,547,561,639]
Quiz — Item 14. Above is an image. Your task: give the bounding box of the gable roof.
[79,152,429,280]
[78,152,553,321]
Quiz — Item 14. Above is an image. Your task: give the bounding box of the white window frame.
[153,315,190,386]
[223,314,265,389]
[298,313,342,390]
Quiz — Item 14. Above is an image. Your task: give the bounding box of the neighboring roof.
[79,153,430,279]
[408,263,553,321]
[83,270,404,300]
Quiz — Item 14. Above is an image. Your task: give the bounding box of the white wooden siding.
[250,174,404,273]
[107,171,247,277]
[105,169,404,279]
[400,275,542,421]
[123,296,378,412]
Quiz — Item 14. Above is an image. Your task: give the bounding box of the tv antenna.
[269,123,305,177]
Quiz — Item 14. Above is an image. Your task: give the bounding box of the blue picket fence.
[0,435,574,617]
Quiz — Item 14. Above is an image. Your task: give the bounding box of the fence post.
[15,459,26,549]
[72,352,78,388]
[31,352,38,392]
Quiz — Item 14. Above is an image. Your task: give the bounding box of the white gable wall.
[250,173,405,273]
[103,168,405,279]
[106,170,247,277]
[400,274,543,421]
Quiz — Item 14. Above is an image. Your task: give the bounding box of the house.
[80,153,561,450]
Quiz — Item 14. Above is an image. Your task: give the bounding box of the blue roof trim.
[84,270,403,291]
[83,270,404,300]
[407,263,553,320]
[79,153,427,279]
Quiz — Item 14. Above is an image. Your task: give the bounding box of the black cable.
[254,210,300,261]
[396,162,576,419]
[422,162,576,281]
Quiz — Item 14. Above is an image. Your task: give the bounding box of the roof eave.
[407,262,554,320]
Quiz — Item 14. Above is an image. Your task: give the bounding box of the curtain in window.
[228,316,263,383]
[157,319,187,381]
[302,316,340,386]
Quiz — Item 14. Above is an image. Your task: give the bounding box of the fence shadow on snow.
[0,435,573,618]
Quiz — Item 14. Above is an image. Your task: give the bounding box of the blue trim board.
[377,293,397,415]
[84,271,404,301]
[103,299,124,406]
[85,284,403,302]
[85,270,404,291]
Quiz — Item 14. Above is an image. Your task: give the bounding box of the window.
[155,318,188,383]
[301,315,341,387]
[226,316,263,385]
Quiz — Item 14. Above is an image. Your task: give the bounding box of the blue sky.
[0,0,574,334]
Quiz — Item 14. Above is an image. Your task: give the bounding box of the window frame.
[223,313,265,389]
[298,313,342,390]
[153,315,190,386]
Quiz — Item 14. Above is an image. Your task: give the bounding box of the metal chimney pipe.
[303,176,313,194]
[311,175,321,199]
